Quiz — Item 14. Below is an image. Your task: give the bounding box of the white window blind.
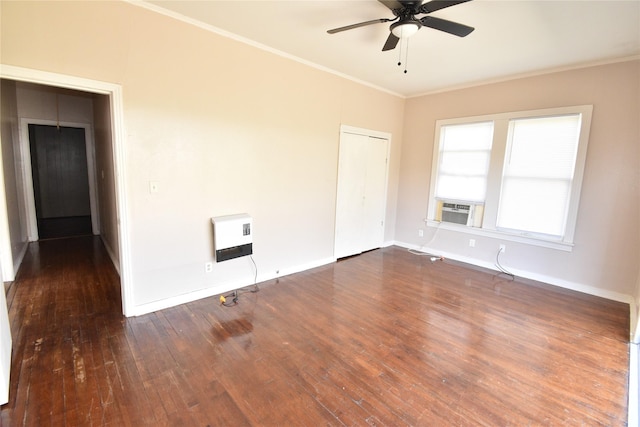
[497,114,582,237]
[435,121,494,203]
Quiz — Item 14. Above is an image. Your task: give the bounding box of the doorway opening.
[28,124,93,240]
[0,65,132,316]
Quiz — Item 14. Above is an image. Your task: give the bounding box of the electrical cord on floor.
[249,255,259,293]
[220,290,238,307]
[495,247,515,280]
[219,255,259,307]
[408,221,444,262]
[408,249,445,263]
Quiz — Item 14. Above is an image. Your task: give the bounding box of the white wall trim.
[0,263,11,405]
[393,240,634,305]
[383,240,395,248]
[18,120,38,241]
[131,256,336,317]
[340,125,393,141]
[0,167,14,282]
[11,241,28,281]
[631,302,639,344]
[0,64,134,316]
[632,265,640,344]
[426,220,575,252]
[409,55,640,98]
[100,235,120,276]
[629,343,638,427]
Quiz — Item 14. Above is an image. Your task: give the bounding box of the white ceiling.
[143,0,640,97]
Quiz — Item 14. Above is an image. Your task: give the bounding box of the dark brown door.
[29,124,92,239]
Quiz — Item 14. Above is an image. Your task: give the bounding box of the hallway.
[2,237,122,425]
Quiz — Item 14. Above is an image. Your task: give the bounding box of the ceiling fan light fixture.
[390,20,421,39]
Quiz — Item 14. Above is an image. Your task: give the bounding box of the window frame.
[434,120,495,204]
[427,105,593,251]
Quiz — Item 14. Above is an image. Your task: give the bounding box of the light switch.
[149,181,159,194]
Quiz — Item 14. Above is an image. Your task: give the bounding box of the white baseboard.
[130,256,336,317]
[100,236,120,275]
[131,281,240,317]
[11,240,29,281]
[393,240,634,305]
[268,256,337,282]
[383,240,395,248]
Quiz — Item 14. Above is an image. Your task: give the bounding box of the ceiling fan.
[327,0,475,51]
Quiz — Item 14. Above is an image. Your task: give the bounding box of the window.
[428,106,592,250]
[435,121,494,203]
[497,114,582,238]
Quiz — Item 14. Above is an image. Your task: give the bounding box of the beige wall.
[397,60,640,301]
[15,83,95,124]
[93,94,119,270]
[0,79,28,280]
[0,1,404,310]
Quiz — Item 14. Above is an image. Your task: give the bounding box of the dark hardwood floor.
[1,237,630,426]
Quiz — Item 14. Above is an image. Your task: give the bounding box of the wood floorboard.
[0,236,630,426]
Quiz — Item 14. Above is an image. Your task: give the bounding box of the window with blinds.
[497,114,582,238]
[427,105,592,249]
[435,121,494,203]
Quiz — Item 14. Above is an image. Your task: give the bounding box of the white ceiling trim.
[409,54,640,98]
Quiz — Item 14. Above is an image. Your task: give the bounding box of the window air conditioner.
[436,201,484,227]
[441,202,470,225]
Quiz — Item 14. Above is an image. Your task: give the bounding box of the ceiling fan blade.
[382,33,400,51]
[327,18,393,34]
[419,0,473,14]
[420,16,474,37]
[377,0,404,11]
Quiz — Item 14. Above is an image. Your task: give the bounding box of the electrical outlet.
[499,244,506,253]
[418,229,424,237]
[205,262,213,273]
[469,239,475,247]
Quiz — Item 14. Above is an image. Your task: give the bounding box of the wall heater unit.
[212,214,253,262]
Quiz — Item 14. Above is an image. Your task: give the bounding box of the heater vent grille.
[212,214,253,262]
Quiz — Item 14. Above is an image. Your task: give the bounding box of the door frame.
[20,120,100,240]
[0,64,134,316]
[334,124,391,259]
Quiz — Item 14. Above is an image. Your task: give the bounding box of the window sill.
[426,220,574,252]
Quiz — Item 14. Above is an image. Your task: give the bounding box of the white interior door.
[360,137,388,251]
[334,128,389,259]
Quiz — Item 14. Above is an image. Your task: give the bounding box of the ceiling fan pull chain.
[404,38,409,74]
